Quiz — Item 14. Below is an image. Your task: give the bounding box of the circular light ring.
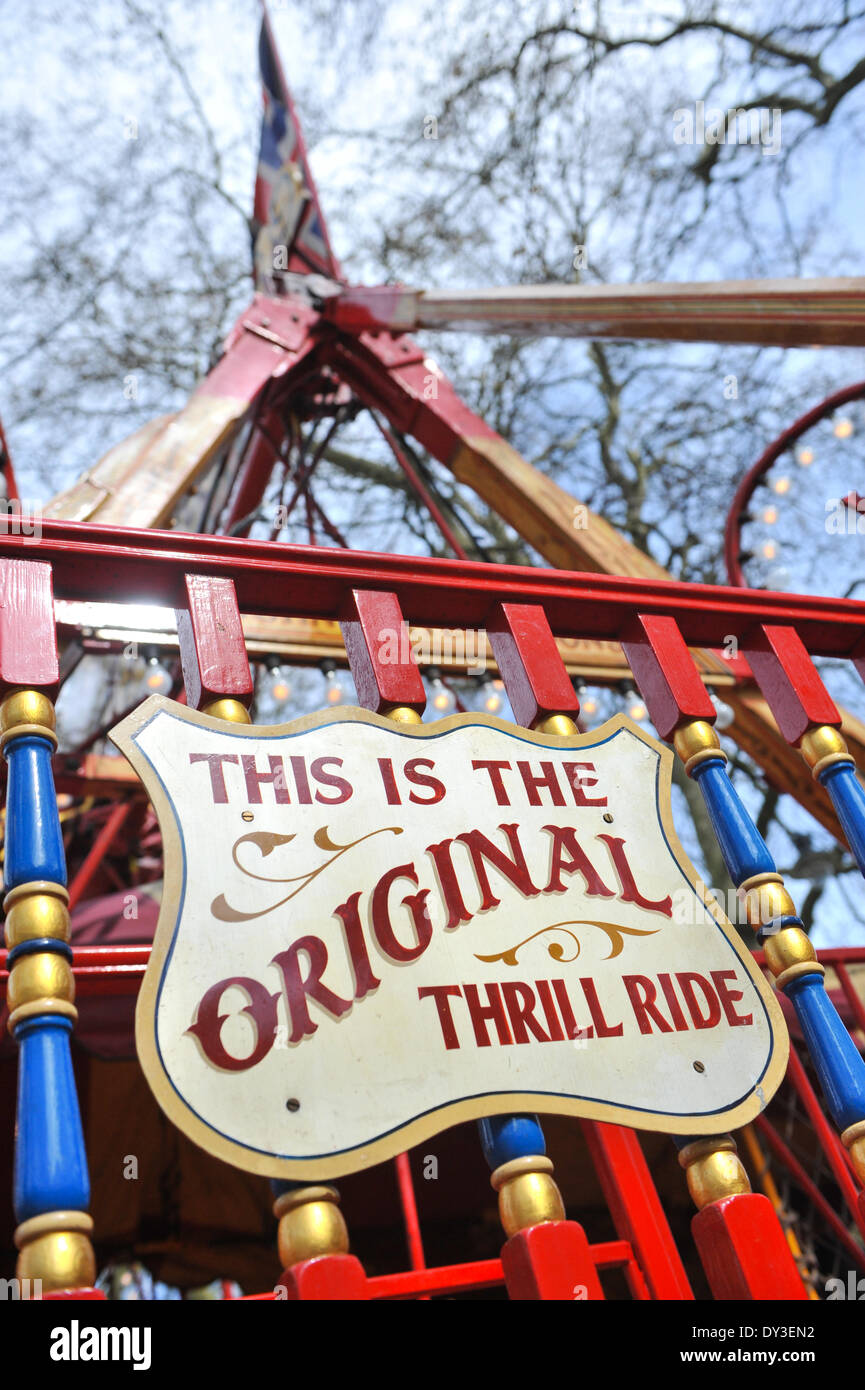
[724,379,865,587]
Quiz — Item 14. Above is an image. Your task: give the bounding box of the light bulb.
[710,692,735,731]
[325,676,345,706]
[772,477,791,495]
[797,448,814,466]
[264,666,292,704]
[144,657,172,695]
[761,541,777,560]
[834,418,854,440]
[580,694,599,718]
[484,687,503,713]
[761,506,778,524]
[430,678,455,714]
[627,698,647,722]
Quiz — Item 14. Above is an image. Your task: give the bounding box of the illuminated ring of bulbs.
[724,378,865,588]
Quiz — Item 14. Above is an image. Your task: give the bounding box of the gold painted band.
[15,1210,94,1248]
[0,722,59,753]
[8,999,78,1031]
[774,960,826,991]
[273,1185,340,1220]
[677,1135,736,1169]
[737,871,783,897]
[841,1119,865,1150]
[683,746,728,775]
[490,1155,554,1191]
[3,880,70,912]
[810,751,856,779]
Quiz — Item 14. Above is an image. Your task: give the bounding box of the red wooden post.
[339,588,426,715]
[175,574,254,712]
[484,600,612,1299]
[618,611,810,1301]
[277,1254,370,1301]
[581,1121,694,1300]
[487,602,579,728]
[740,623,841,744]
[620,613,715,740]
[692,1194,809,1301]
[0,559,99,1293]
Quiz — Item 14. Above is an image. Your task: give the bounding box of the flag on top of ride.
[252,8,341,289]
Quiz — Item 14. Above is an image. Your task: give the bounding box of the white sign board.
[111,698,788,1179]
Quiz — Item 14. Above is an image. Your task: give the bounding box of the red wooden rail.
[1,520,865,656]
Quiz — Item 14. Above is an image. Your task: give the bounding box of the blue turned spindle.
[14,1015,90,1219]
[4,734,67,890]
[815,760,865,881]
[674,717,865,1193]
[2,683,96,1292]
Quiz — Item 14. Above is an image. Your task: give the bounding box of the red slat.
[0,558,58,694]
[741,623,840,743]
[175,574,253,710]
[581,1120,694,1300]
[487,602,579,726]
[340,589,425,713]
[620,613,715,739]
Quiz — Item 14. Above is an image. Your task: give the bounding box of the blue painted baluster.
[2,689,96,1295]
[815,759,865,881]
[674,718,865,1197]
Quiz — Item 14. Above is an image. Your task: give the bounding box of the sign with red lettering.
[110,698,788,1179]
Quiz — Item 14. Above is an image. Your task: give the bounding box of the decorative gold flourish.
[475,918,660,966]
[211,824,403,923]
